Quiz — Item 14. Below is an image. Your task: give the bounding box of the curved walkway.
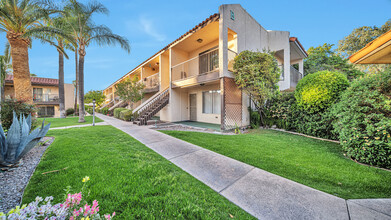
[96,113,391,220]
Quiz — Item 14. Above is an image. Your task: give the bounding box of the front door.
[189,94,197,121]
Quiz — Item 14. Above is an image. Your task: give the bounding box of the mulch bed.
[0,137,54,213]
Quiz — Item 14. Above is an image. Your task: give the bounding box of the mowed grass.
[23,126,253,219]
[161,129,391,199]
[37,116,103,128]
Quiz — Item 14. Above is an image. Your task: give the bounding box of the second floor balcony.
[33,94,60,104]
[143,72,159,93]
[171,49,237,88]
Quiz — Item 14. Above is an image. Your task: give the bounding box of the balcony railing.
[171,49,238,82]
[171,48,219,82]
[290,66,303,88]
[33,94,59,103]
[143,72,159,90]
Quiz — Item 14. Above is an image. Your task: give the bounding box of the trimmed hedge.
[295,70,349,112]
[65,108,75,116]
[332,71,391,169]
[120,110,132,121]
[113,108,127,119]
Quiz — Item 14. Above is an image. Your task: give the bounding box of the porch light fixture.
[197,38,203,43]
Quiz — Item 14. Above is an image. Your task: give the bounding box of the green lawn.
[161,129,391,199]
[37,116,103,128]
[23,126,253,219]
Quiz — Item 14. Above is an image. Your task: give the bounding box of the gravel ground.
[0,137,54,213]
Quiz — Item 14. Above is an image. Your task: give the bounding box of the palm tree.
[0,0,66,103]
[39,16,74,118]
[64,0,130,122]
[0,42,11,101]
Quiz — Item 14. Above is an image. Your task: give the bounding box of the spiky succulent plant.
[0,112,50,167]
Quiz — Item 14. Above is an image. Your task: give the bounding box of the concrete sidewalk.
[96,114,391,220]
[50,122,108,130]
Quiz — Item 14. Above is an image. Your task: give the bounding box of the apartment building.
[103,4,307,130]
[4,75,75,117]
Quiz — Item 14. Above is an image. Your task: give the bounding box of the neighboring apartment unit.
[103,4,307,130]
[4,75,75,117]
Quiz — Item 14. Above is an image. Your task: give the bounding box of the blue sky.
[0,0,390,91]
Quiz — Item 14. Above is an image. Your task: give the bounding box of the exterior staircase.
[108,100,128,112]
[133,88,169,125]
[101,100,114,109]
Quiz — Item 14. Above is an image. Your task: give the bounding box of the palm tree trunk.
[78,47,85,123]
[58,42,65,118]
[1,81,5,101]
[7,33,33,103]
[74,49,78,115]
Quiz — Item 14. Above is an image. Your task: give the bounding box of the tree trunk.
[58,42,66,118]
[1,80,5,101]
[74,49,78,115]
[7,32,32,103]
[78,46,85,123]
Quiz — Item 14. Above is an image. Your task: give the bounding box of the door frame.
[189,93,197,121]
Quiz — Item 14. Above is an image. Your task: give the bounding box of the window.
[202,90,221,114]
[33,88,43,101]
[38,106,55,117]
[199,48,219,74]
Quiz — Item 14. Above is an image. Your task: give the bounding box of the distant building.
[4,75,75,117]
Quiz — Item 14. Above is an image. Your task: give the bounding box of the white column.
[298,59,304,74]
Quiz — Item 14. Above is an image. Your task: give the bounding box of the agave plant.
[0,112,50,167]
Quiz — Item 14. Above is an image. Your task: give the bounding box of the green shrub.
[265,92,338,140]
[100,107,109,115]
[120,109,132,121]
[113,108,127,119]
[0,99,37,130]
[249,108,261,129]
[85,105,93,115]
[66,108,75,116]
[332,71,391,169]
[295,70,349,112]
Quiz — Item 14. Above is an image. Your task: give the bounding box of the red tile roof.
[5,75,59,86]
[289,37,308,57]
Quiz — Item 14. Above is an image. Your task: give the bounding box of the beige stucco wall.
[64,83,75,110]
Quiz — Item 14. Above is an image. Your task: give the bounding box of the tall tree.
[304,43,364,81]
[337,19,391,73]
[39,16,73,118]
[84,90,106,107]
[233,51,280,126]
[63,0,130,122]
[115,77,145,108]
[0,0,62,103]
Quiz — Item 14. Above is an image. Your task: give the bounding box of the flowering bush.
[0,177,115,220]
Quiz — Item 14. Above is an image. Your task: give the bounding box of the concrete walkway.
[50,122,108,130]
[96,114,391,220]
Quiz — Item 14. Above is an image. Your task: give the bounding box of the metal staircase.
[133,87,169,125]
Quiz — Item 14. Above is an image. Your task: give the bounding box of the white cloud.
[127,15,166,42]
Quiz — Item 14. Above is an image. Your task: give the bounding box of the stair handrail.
[109,99,126,111]
[133,86,170,114]
[100,100,114,109]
